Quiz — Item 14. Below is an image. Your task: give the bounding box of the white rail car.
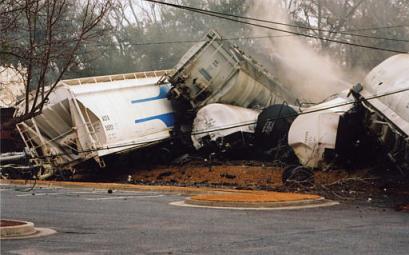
[191,103,259,150]
[288,94,354,168]
[168,30,297,110]
[354,54,409,173]
[288,54,409,173]
[16,70,175,178]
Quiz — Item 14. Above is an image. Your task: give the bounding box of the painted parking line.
[15,189,162,197]
[84,194,164,201]
[16,191,102,197]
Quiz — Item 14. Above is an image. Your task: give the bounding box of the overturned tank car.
[191,103,259,153]
[287,54,409,175]
[351,54,409,173]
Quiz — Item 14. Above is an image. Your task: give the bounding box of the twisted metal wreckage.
[2,31,408,179]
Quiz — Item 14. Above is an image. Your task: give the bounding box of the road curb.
[170,199,339,210]
[185,197,328,208]
[183,191,336,209]
[0,220,56,240]
[1,220,36,239]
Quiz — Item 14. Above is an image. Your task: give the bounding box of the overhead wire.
[342,24,409,31]
[93,34,294,47]
[346,24,409,32]
[143,0,409,54]
[4,3,408,56]
[4,25,407,53]
[78,29,407,53]
[144,0,409,43]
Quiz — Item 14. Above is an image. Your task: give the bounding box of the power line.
[10,30,395,57]
[144,0,409,43]
[83,29,409,49]
[89,34,294,48]
[102,26,409,48]
[347,25,409,32]
[26,86,409,160]
[144,0,409,54]
[3,35,294,57]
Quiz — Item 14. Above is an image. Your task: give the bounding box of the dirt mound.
[71,158,408,210]
[132,164,282,187]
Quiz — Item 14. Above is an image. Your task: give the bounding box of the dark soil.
[0,220,25,227]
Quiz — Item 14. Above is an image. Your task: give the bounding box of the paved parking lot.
[1,183,408,255]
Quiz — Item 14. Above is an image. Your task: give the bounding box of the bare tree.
[288,0,366,48]
[0,0,112,128]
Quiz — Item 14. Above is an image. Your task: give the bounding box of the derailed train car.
[16,70,175,178]
[191,103,299,160]
[11,27,407,180]
[191,103,260,152]
[168,30,297,110]
[166,30,299,152]
[288,54,409,175]
[167,30,297,134]
[352,54,409,173]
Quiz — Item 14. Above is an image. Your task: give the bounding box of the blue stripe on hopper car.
[135,112,175,127]
[131,85,169,104]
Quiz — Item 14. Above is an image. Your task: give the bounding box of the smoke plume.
[247,0,349,102]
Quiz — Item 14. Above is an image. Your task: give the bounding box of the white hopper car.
[16,70,175,178]
[167,30,296,113]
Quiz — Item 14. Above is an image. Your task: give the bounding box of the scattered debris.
[157,171,173,179]
[282,165,314,185]
[220,173,236,179]
[396,204,409,213]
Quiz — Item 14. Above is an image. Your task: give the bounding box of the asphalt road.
[1,183,408,255]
